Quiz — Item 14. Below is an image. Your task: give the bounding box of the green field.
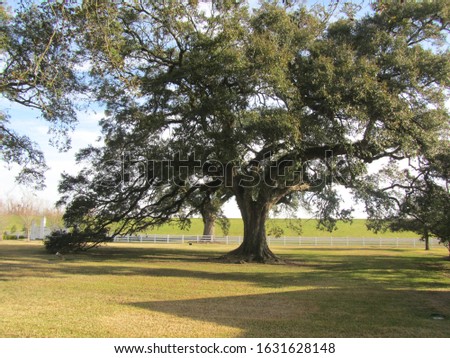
[145,218,420,238]
[0,241,448,337]
[0,214,63,234]
[1,214,420,238]
[112,218,420,238]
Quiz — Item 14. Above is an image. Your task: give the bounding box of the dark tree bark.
[424,229,430,251]
[202,210,216,239]
[222,189,280,263]
[198,194,221,240]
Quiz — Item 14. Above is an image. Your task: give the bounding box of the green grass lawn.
[126,218,419,238]
[1,241,448,338]
[0,215,419,238]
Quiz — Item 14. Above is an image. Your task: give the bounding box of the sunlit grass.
[0,216,420,238]
[132,218,419,238]
[0,241,448,337]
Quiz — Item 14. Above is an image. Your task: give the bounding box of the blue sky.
[0,98,105,207]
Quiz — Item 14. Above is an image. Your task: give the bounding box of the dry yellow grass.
[0,241,449,337]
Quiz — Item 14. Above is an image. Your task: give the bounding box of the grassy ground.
[122,218,419,238]
[0,215,419,238]
[143,218,419,237]
[0,241,448,338]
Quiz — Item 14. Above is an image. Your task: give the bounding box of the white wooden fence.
[26,216,439,249]
[113,234,439,248]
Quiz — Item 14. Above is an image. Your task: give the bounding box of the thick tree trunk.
[202,212,216,239]
[223,201,279,263]
[424,229,430,251]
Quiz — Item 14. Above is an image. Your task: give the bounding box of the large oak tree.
[57,1,449,261]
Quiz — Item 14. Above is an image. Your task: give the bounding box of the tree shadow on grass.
[0,243,449,292]
[129,289,450,337]
[1,243,449,337]
[72,245,222,263]
[1,258,448,293]
[77,245,450,291]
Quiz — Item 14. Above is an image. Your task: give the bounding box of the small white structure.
[30,217,51,240]
[39,217,46,240]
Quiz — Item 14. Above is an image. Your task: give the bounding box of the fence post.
[283,236,286,246]
[154,234,156,243]
[315,237,317,246]
[299,237,301,246]
[363,237,365,247]
[413,238,416,248]
[396,238,399,248]
[379,237,382,247]
[182,235,184,244]
[330,237,333,246]
[196,235,199,243]
[127,235,130,243]
[140,235,142,243]
[346,237,349,247]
